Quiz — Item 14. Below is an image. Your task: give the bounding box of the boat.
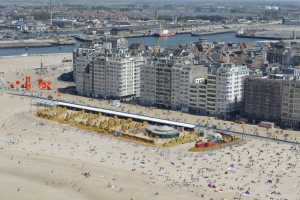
[21,53,28,57]
[153,29,176,38]
[236,28,245,37]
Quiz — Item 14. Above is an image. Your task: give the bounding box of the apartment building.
[73,40,144,100]
[281,80,300,129]
[140,57,157,106]
[140,55,174,107]
[140,55,208,111]
[141,60,248,118]
[243,76,300,129]
[206,73,217,116]
[171,62,208,111]
[209,64,249,118]
[243,77,283,123]
[73,48,95,96]
[155,56,173,108]
[267,42,292,67]
[189,77,208,114]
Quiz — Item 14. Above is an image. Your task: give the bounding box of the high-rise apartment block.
[72,38,300,129]
[140,59,248,118]
[140,55,207,110]
[281,80,300,128]
[243,76,300,129]
[214,64,249,118]
[73,38,144,99]
[243,77,283,123]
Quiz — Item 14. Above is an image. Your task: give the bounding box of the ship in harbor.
[236,28,288,40]
[235,28,256,37]
[153,29,176,37]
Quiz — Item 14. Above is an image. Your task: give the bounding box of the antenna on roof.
[49,0,53,26]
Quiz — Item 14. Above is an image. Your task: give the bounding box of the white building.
[189,77,208,114]
[140,56,173,107]
[171,62,207,111]
[140,56,208,111]
[212,64,249,118]
[73,39,144,100]
[206,73,217,115]
[74,43,249,118]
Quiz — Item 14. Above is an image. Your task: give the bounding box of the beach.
[0,54,300,200]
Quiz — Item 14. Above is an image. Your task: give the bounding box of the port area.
[0,37,76,48]
[236,25,300,40]
[120,28,236,38]
[106,22,280,38]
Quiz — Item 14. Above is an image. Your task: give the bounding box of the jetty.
[0,38,76,49]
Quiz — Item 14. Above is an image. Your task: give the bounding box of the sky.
[0,0,297,6]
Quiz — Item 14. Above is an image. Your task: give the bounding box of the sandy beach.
[0,54,300,200]
[0,53,72,73]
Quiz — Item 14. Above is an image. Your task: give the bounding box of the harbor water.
[0,33,271,57]
[128,32,269,47]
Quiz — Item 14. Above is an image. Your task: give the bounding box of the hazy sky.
[0,0,297,6]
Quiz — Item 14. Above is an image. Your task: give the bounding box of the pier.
[0,38,76,49]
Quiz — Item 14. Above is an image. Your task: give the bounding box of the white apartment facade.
[214,64,249,118]
[189,77,208,114]
[74,47,144,99]
[140,56,208,111]
[74,47,249,118]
